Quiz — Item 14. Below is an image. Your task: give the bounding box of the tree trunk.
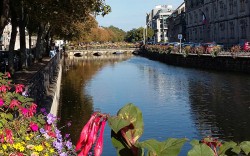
[35,23,45,62]
[0,0,10,36]
[19,16,27,69]
[8,1,18,74]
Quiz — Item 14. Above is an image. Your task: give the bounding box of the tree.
[0,0,10,36]
[125,27,144,43]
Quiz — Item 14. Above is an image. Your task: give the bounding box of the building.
[146,5,174,43]
[185,0,250,47]
[167,2,186,42]
[0,23,36,50]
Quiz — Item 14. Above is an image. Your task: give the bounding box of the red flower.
[29,122,39,132]
[94,119,107,156]
[9,99,21,109]
[0,98,4,107]
[5,129,14,144]
[15,84,25,93]
[0,85,10,92]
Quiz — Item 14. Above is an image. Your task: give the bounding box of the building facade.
[185,0,250,47]
[0,23,36,50]
[146,5,173,43]
[167,2,186,42]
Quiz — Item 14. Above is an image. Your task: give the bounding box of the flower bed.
[0,72,76,156]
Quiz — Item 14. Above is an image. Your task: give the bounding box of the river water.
[58,54,250,155]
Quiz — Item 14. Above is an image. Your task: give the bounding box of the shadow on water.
[57,54,133,144]
[188,72,250,142]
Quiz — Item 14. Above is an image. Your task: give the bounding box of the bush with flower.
[0,72,76,156]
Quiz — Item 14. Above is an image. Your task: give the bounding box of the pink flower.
[76,112,98,151]
[30,122,39,132]
[15,84,25,93]
[9,99,21,109]
[0,98,4,107]
[94,119,107,156]
[21,107,29,117]
[0,85,10,92]
[5,72,11,78]
[5,129,13,144]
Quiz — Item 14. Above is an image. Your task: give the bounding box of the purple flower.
[47,113,57,124]
[66,140,72,149]
[65,134,70,138]
[60,152,67,156]
[53,141,63,152]
[40,108,47,114]
[66,121,72,127]
[39,128,46,134]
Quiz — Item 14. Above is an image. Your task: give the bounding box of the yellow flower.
[34,145,44,152]
[49,148,55,153]
[2,144,7,150]
[25,136,31,141]
[45,142,51,147]
[45,153,49,156]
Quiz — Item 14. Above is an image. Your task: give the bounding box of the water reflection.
[58,55,250,155]
[58,54,133,144]
[188,72,250,141]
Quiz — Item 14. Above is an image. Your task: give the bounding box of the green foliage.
[106,103,250,156]
[139,138,187,156]
[125,27,144,43]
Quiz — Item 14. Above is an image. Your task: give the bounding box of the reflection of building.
[146,5,173,43]
[167,2,186,42]
[0,23,37,50]
[185,0,250,47]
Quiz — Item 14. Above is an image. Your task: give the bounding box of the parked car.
[201,42,217,53]
[239,41,250,52]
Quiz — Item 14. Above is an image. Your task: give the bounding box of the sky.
[96,0,184,32]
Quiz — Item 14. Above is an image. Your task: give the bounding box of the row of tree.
[0,0,111,73]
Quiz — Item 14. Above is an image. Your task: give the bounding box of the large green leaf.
[231,145,241,154]
[218,141,237,155]
[240,141,250,155]
[117,103,144,144]
[139,138,187,156]
[108,116,131,134]
[187,144,215,156]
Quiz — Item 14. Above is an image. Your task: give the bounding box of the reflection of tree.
[58,54,133,144]
[188,74,250,142]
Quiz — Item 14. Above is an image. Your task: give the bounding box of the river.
[58,54,250,155]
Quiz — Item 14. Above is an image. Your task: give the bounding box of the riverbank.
[139,49,250,74]
[13,53,62,115]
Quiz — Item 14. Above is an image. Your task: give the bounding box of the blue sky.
[96,0,184,31]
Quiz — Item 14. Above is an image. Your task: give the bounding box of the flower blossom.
[15,84,25,93]
[9,99,21,109]
[47,113,57,124]
[30,122,39,132]
[0,98,4,107]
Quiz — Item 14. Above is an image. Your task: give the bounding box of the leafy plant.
[0,72,76,156]
[78,103,250,156]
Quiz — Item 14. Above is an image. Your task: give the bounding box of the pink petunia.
[20,107,29,117]
[9,99,21,109]
[30,122,39,132]
[0,98,4,107]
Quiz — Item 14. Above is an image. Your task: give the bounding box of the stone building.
[146,5,173,43]
[185,0,250,47]
[167,2,186,42]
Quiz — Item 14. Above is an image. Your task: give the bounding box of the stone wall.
[139,50,250,73]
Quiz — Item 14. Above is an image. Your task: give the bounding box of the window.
[229,0,233,15]
[240,0,246,12]
[220,1,224,17]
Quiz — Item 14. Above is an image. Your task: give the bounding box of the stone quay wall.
[139,50,250,74]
